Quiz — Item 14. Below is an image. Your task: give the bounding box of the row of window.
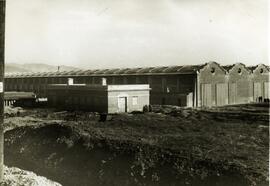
[5,75,194,84]
[5,76,195,94]
[5,84,193,95]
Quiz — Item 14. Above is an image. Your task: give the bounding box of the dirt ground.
[1,166,61,186]
[3,103,269,186]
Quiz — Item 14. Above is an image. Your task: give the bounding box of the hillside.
[5,63,80,73]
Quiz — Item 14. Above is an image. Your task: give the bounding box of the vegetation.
[4,103,269,186]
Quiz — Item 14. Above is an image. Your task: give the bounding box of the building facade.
[4,62,270,108]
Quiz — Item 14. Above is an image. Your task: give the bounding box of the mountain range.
[5,63,81,73]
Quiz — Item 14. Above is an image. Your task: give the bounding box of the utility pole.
[0,0,5,182]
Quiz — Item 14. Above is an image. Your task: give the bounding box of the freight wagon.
[47,82,150,113]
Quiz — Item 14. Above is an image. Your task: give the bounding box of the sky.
[5,0,268,69]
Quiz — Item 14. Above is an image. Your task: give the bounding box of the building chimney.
[102,78,107,86]
[68,78,74,85]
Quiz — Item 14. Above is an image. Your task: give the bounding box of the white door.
[118,97,127,112]
[264,82,269,99]
[201,84,212,107]
[229,83,237,104]
[216,83,228,106]
[254,82,262,101]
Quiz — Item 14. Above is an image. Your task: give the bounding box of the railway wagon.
[47,83,150,113]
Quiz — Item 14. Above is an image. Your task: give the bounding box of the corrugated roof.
[2,64,209,78]
[35,72,44,76]
[93,69,110,74]
[65,70,77,75]
[178,65,204,73]
[136,67,155,73]
[113,68,131,74]
[48,72,59,76]
[75,70,86,75]
[162,66,183,73]
[81,70,94,76]
[74,70,83,75]
[5,62,267,78]
[57,71,67,75]
[125,68,142,74]
[104,68,120,74]
[41,72,52,76]
[149,66,168,73]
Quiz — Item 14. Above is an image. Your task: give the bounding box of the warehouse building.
[198,62,269,107]
[251,64,269,101]
[4,62,270,108]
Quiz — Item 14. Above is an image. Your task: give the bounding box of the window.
[132,96,138,105]
[238,68,242,74]
[127,77,136,84]
[162,98,166,105]
[178,98,182,106]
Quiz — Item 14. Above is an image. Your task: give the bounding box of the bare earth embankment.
[3,103,269,186]
[1,166,61,186]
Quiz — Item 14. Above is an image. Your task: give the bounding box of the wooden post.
[0,0,5,182]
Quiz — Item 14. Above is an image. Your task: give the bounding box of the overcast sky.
[5,0,268,69]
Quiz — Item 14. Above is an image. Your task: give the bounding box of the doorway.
[118,97,127,113]
[216,83,228,106]
[201,83,212,107]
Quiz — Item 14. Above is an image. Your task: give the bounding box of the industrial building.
[47,81,150,113]
[4,62,270,108]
